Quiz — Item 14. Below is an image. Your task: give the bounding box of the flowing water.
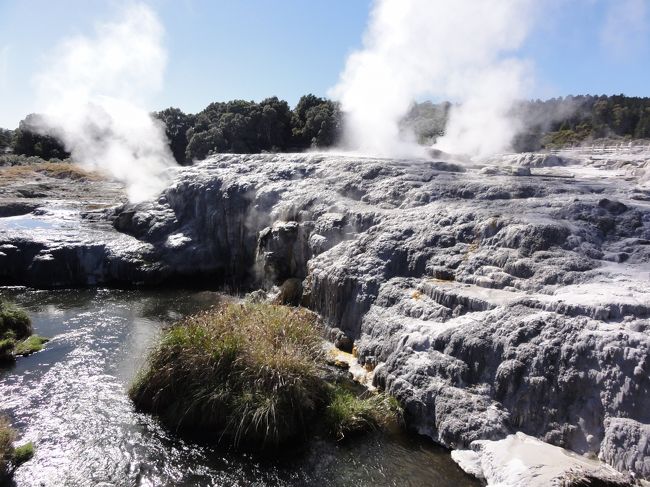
[0,288,478,487]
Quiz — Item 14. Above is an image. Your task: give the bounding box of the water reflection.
[0,288,478,487]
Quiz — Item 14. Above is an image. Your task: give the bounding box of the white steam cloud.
[33,3,175,202]
[330,0,535,158]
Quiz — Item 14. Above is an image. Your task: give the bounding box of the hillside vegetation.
[2,94,648,164]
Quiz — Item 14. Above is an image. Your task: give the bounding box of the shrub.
[12,442,34,465]
[324,384,402,440]
[130,303,328,449]
[0,300,32,339]
[0,417,15,478]
[0,300,47,363]
[131,303,404,451]
[0,417,33,482]
[14,336,49,356]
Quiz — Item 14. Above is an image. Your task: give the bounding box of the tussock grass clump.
[0,161,100,184]
[0,417,34,482]
[325,384,402,440]
[0,418,14,478]
[0,299,47,363]
[130,303,328,449]
[1,300,33,363]
[14,336,49,356]
[0,300,31,339]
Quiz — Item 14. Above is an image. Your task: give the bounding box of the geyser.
[32,2,176,203]
[330,0,535,158]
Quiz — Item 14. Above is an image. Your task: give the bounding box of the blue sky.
[0,0,648,129]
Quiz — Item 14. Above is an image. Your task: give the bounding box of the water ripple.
[0,288,477,487]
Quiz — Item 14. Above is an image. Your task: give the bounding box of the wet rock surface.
[1,151,650,481]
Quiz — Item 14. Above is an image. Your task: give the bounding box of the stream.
[0,288,478,487]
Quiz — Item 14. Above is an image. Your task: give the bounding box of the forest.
[1,94,649,164]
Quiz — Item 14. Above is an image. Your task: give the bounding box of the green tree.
[154,107,195,165]
[185,127,227,161]
[635,108,650,139]
[291,94,341,148]
[11,114,68,160]
[0,129,12,151]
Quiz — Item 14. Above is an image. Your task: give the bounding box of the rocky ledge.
[1,150,650,484]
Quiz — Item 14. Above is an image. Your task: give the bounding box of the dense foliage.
[130,303,401,450]
[165,93,650,161]
[400,95,650,151]
[3,94,649,164]
[400,101,451,144]
[153,107,195,165]
[0,299,47,363]
[324,385,401,440]
[513,95,650,150]
[130,303,328,448]
[290,94,341,150]
[165,94,341,163]
[0,128,12,151]
[0,417,33,482]
[10,114,69,160]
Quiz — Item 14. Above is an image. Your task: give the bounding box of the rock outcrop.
[1,151,650,482]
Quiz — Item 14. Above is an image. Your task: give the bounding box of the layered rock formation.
[1,151,649,482]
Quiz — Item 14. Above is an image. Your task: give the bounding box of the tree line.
[512,94,650,150]
[0,94,341,164]
[1,94,649,162]
[155,94,340,164]
[398,94,650,151]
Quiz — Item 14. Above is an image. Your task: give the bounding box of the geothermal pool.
[0,288,477,487]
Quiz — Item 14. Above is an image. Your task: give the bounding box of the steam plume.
[330,0,535,158]
[33,3,175,202]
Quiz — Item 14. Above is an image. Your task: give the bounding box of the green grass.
[13,336,49,357]
[0,300,48,363]
[0,417,33,482]
[0,300,32,339]
[130,302,404,451]
[130,303,328,449]
[324,384,402,440]
[12,442,34,465]
[0,417,15,480]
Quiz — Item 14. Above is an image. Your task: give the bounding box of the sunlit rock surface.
[452,432,631,486]
[1,150,650,482]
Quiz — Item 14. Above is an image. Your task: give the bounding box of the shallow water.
[0,214,59,230]
[0,288,478,487]
[0,208,80,232]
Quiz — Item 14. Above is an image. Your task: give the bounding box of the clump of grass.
[11,442,34,465]
[0,300,33,363]
[130,303,328,449]
[0,161,101,184]
[324,384,402,440]
[14,336,49,357]
[131,303,405,451]
[0,417,14,478]
[0,300,47,363]
[0,300,32,339]
[0,417,34,482]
